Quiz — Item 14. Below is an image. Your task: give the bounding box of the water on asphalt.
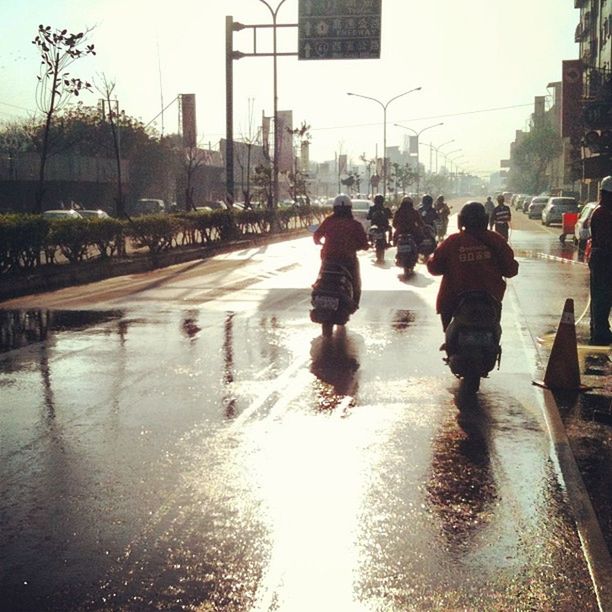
[0,279,599,610]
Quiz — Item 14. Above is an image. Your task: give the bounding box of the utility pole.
[225,16,235,204]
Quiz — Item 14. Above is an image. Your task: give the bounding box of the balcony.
[585,67,612,100]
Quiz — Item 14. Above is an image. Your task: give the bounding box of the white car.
[79,209,110,219]
[42,209,84,220]
[574,202,598,251]
[350,198,374,230]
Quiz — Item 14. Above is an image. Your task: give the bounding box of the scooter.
[394,232,419,277]
[418,224,437,260]
[443,291,502,393]
[310,260,356,338]
[368,224,388,263]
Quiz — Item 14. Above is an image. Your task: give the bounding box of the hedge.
[0,204,332,274]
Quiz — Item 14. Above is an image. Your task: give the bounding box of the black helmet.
[458,201,488,231]
[421,194,433,207]
[373,194,385,206]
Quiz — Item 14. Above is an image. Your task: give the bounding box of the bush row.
[0,205,330,274]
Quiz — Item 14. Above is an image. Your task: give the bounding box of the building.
[574,0,612,198]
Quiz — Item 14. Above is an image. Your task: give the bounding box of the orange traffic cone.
[534,298,585,391]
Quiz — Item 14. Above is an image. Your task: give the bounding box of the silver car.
[541,197,578,226]
[527,196,548,219]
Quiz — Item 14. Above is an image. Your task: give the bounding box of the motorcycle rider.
[589,175,612,345]
[392,195,425,244]
[313,193,369,309]
[418,194,440,227]
[427,201,519,330]
[367,194,393,244]
[434,194,451,239]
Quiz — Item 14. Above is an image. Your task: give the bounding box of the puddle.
[0,309,124,353]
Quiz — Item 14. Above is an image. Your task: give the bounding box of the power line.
[310,103,534,132]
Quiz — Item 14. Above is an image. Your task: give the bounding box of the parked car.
[127,198,166,216]
[521,195,534,213]
[195,200,230,212]
[79,209,110,219]
[541,196,579,226]
[527,196,548,219]
[574,201,598,251]
[42,209,84,220]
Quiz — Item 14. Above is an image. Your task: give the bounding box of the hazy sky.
[0,0,578,176]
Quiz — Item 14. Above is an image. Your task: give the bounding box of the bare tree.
[96,75,125,217]
[32,25,95,212]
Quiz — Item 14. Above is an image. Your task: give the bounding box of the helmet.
[421,194,433,207]
[458,201,488,231]
[436,195,445,203]
[333,193,352,210]
[400,195,414,208]
[601,176,612,193]
[373,194,385,206]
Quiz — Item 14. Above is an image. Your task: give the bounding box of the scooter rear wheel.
[322,322,333,338]
[462,374,480,394]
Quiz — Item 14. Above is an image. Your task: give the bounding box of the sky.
[0,0,579,178]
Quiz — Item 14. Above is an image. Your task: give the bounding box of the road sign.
[298,0,381,61]
[583,102,612,129]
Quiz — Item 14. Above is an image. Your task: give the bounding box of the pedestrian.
[589,176,612,345]
[492,194,511,240]
[484,196,495,230]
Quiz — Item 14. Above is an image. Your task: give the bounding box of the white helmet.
[333,193,352,210]
[601,176,612,193]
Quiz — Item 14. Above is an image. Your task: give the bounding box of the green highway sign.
[298,0,381,61]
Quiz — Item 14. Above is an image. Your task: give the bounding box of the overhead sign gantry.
[298,0,382,60]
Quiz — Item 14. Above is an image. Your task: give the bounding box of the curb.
[538,388,612,611]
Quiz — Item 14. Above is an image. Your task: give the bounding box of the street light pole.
[394,121,443,197]
[258,0,288,212]
[347,87,422,198]
[434,139,455,173]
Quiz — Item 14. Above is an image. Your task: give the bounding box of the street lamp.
[433,139,455,173]
[257,0,288,211]
[347,87,422,198]
[394,121,443,196]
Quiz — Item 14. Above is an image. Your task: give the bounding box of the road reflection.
[426,393,498,552]
[309,327,362,402]
[0,309,123,354]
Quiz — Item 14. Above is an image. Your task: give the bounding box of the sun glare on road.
[240,407,396,611]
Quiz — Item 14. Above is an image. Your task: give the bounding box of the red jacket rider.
[427,201,519,329]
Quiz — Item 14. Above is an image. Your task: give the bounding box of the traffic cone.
[534,298,585,391]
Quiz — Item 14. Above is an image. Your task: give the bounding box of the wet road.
[0,209,606,610]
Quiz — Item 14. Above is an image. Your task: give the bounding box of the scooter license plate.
[458,330,494,346]
[314,295,339,310]
[398,244,413,253]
